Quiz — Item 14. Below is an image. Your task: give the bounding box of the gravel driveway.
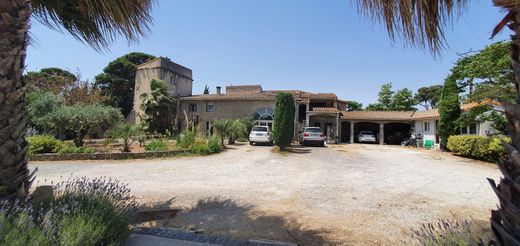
[30,144,500,245]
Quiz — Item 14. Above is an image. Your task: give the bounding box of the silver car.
[300,127,326,147]
[249,126,273,145]
[358,131,376,143]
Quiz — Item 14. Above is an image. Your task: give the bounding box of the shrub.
[57,146,97,154]
[191,140,211,155]
[447,135,509,162]
[27,135,63,155]
[207,136,222,153]
[412,219,481,245]
[145,139,168,152]
[107,123,142,152]
[0,177,136,246]
[176,131,196,149]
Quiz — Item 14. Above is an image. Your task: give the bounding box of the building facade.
[131,58,501,146]
[130,57,193,125]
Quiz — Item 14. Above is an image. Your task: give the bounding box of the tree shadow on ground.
[149,197,339,245]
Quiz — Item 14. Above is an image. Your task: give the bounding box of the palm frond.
[356,0,469,54]
[30,0,154,51]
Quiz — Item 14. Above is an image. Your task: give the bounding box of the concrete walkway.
[126,227,296,246]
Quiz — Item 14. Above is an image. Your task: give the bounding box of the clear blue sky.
[27,0,509,106]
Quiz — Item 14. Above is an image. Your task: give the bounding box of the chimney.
[216,86,221,95]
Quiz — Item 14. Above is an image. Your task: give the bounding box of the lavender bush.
[412,219,482,246]
[0,177,138,245]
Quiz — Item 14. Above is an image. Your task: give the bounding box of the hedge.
[447,135,509,162]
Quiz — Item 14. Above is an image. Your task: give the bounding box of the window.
[206,102,215,112]
[461,126,468,134]
[189,103,197,113]
[423,121,430,132]
[460,123,478,135]
[469,123,477,134]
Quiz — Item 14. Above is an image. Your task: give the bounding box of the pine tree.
[437,76,461,149]
[273,92,295,151]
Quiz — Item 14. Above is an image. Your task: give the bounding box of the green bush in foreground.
[0,177,136,246]
[145,139,168,152]
[412,219,481,246]
[447,135,509,162]
[27,135,63,155]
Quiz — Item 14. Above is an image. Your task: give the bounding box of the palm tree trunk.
[488,7,520,245]
[0,0,33,199]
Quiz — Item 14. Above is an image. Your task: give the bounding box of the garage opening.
[341,121,350,143]
[384,123,411,145]
[354,122,380,144]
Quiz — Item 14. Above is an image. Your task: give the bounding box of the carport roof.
[341,111,415,121]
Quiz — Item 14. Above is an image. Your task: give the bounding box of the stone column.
[379,122,385,145]
[305,103,310,127]
[336,113,341,143]
[350,121,355,144]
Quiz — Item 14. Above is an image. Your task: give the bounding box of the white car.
[249,126,273,145]
[358,131,376,143]
[300,127,326,147]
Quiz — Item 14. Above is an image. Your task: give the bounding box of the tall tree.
[451,41,514,102]
[366,83,416,111]
[415,85,443,110]
[391,88,417,111]
[378,83,394,106]
[437,76,461,149]
[95,52,155,117]
[0,0,153,199]
[273,92,295,151]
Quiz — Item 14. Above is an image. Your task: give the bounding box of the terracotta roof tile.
[341,111,415,121]
[411,109,439,119]
[312,107,340,113]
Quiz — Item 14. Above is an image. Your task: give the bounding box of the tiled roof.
[341,111,415,121]
[411,109,439,119]
[226,85,263,94]
[312,107,340,113]
[180,86,337,101]
[301,93,337,99]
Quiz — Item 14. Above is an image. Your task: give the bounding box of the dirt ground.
[30,144,500,245]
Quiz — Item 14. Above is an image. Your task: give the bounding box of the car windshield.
[360,131,373,135]
[305,128,322,133]
[252,127,268,132]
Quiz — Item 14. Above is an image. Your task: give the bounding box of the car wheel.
[249,141,254,146]
[302,141,306,146]
[322,141,326,147]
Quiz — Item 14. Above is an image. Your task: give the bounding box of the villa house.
[131,57,502,146]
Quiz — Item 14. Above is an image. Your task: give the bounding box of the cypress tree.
[437,76,461,149]
[273,92,295,151]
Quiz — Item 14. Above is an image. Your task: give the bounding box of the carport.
[340,111,415,145]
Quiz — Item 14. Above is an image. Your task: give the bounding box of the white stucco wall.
[414,119,437,143]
